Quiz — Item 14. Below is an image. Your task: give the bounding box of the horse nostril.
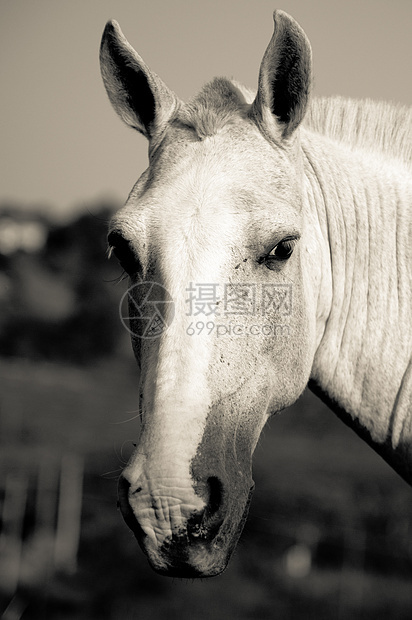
[117,475,144,539]
[118,472,225,545]
[187,476,225,542]
[205,476,223,517]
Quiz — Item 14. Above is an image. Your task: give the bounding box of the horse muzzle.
[117,472,254,578]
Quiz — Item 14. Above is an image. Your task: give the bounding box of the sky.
[1,0,411,219]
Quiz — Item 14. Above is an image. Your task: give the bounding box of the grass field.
[1,354,412,619]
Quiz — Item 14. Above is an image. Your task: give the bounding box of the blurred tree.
[0,205,126,363]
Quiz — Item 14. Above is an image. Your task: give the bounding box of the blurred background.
[1,1,412,618]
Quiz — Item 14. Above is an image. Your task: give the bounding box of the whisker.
[101,467,123,479]
[111,410,141,425]
[87,208,112,223]
[103,272,128,284]
[119,440,137,463]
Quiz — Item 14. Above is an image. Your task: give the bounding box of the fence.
[0,453,83,619]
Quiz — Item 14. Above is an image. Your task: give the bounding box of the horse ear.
[252,10,312,140]
[100,20,179,139]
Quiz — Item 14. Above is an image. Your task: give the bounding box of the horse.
[100,10,412,578]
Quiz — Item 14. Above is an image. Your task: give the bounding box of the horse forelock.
[176,77,254,140]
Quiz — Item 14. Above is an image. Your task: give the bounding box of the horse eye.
[108,231,140,275]
[269,238,297,260]
[259,237,298,269]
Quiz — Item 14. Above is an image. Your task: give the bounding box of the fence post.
[0,472,28,596]
[53,453,83,574]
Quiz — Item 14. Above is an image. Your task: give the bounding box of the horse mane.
[304,96,412,170]
[179,79,412,170]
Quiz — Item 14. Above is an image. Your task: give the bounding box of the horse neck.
[301,128,412,483]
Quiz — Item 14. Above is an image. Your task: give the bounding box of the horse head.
[100,10,322,577]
